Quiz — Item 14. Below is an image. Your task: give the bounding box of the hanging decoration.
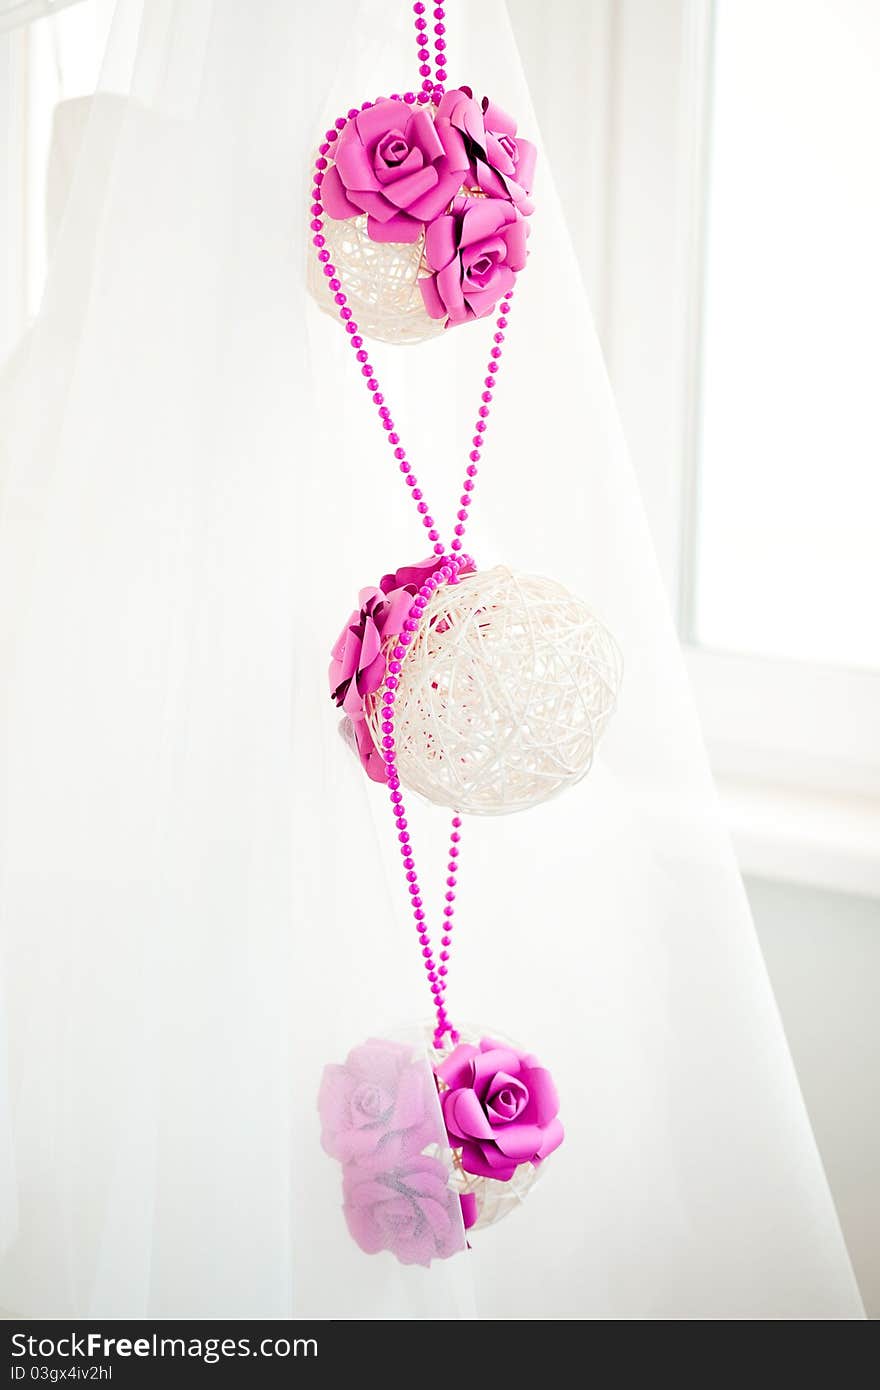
[338,562,621,813]
[311,3,619,1263]
[307,14,536,342]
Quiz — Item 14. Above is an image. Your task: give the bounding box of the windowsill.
[717,775,880,901]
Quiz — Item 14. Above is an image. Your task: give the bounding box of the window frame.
[595,0,880,896]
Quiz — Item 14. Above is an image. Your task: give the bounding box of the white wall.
[747,877,880,1318]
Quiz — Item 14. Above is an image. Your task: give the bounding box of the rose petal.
[425,213,458,273]
[435,1042,478,1090]
[373,146,423,186]
[535,1115,565,1160]
[443,1086,496,1142]
[482,97,518,138]
[460,196,511,242]
[458,1141,517,1182]
[381,165,439,211]
[436,261,466,319]
[355,98,410,145]
[407,169,465,223]
[492,1122,551,1161]
[513,138,537,192]
[502,218,529,272]
[320,165,361,220]
[334,137,376,191]
[367,211,421,244]
[408,106,446,162]
[419,274,447,320]
[471,1047,523,1091]
[520,1066,559,1127]
[434,119,470,174]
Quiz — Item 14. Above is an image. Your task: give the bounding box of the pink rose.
[435,1037,564,1182]
[436,87,537,215]
[329,556,473,782]
[419,195,528,327]
[318,1038,443,1169]
[322,98,470,244]
[343,1155,465,1267]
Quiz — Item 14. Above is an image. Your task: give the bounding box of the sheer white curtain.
[0,0,864,1318]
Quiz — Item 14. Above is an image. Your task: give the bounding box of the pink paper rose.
[329,556,473,782]
[435,1037,564,1182]
[322,98,470,244]
[318,1038,443,1169]
[343,1155,466,1267]
[436,87,537,215]
[419,195,528,327]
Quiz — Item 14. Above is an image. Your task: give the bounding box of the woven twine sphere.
[429,1024,543,1233]
[307,211,444,346]
[366,566,622,815]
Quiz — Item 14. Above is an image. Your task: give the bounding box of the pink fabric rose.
[436,87,537,215]
[435,1037,564,1182]
[322,98,470,244]
[329,556,473,782]
[419,195,528,327]
[318,1038,444,1169]
[343,1154,466,1267]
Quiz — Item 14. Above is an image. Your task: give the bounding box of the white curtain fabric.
[0,0,864,1319]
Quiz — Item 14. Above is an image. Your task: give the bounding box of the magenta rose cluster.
[318,1038,466,1267]
[321,88,537,328]
[328,555,473,783]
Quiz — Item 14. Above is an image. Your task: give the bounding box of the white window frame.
[585,0,880,897]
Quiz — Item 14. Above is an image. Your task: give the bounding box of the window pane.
[695,0,880,670]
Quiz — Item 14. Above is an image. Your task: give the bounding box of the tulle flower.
[322,98,470,244]
[318,1038,444,1169]
[343,1155,466,1267]
[435,1037,564,1182]
[419,195,528,326]
[436,86,537,215]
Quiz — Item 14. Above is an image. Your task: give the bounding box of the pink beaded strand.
[413,2,447,98]
[380,553,473,1048]
[312,8,517,1051]
[311,128,512,558]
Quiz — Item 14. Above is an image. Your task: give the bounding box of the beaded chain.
[311,5,514,1049]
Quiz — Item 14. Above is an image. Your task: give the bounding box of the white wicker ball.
[307,212,444,346]
[428,1023,544,1232]
[366,566,622,815]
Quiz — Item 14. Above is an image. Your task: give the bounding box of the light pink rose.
[343,1155,465,1266]
[322,98,470,244]
[419,195,528,327]
[318,1038,444,1169]
[435,1037,564,1182]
